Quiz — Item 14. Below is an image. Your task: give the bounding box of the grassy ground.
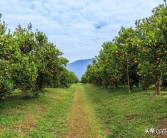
[1,84,167,138]
[84,84,167,138]
[0,87,74,138]
[66,84,103,138]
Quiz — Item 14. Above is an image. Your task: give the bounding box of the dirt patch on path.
[13,117,37,135]
[66,85,102,138]
[159,118,167,138]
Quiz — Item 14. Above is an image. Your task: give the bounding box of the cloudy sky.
[0,0,162,62]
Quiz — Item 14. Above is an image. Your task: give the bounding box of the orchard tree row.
[0,14,79,99]
[82,4,167,95]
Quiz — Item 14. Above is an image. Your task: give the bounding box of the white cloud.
[0,0,163,62]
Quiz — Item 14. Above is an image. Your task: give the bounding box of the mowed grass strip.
[84,84,167,138]
[0,87,74,138]
[67,84,103,138]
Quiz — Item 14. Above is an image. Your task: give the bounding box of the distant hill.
[67,58,94,80]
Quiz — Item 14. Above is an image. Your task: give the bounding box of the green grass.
[84,84,167,138]
[1,84,167,138]
[66,84,104,137]
[0,87,74,138]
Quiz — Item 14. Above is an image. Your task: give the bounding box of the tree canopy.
[0,15,79,99]
[82,4,167,95]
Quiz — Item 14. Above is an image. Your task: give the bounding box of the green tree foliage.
[0,18,14,98]
[0,14,78,99]
[82,4,167,95]
[136,4,167,95]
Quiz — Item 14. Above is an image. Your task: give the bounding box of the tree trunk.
[115,81,118,88]
[129,79,133,90]
[126,60,131,93]
[155,78,161,95]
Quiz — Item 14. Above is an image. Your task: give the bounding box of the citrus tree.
[0,14,78,99]
[136,4,167,95]
[0,14,15,98]
[12,24,38,97]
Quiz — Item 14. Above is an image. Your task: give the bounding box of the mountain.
[67,58,94,80]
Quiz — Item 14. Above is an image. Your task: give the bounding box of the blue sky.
[0,0,162,62]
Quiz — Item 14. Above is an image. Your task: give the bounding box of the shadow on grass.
[0,92,43,109]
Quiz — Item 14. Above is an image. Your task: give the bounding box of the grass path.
[66,84,103,138]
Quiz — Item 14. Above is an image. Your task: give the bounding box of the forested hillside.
[67,58,93,80]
